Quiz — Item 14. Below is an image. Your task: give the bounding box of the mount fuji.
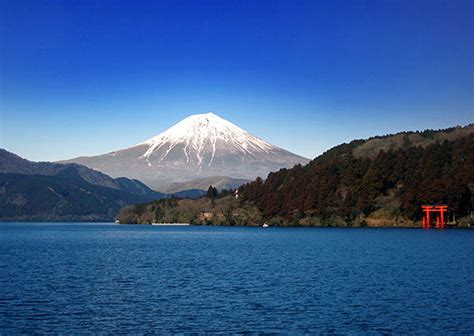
[62,113,310,189]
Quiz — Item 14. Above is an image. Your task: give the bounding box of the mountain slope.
[239,124,474,226]
[118,124,474,227]
[0,148,161,198]
[0,173,153,221]
[0,149,164,221]
[157,176,250,194]
[61,113,309,189]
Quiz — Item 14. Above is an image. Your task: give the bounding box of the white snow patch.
[138,112,277,167]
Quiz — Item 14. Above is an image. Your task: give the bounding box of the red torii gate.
[421,205,448,229]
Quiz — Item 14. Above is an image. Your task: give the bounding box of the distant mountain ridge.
[157,176,250,194]
[0,149,164,221]
[0,149,154,195]
[61,112,309,189]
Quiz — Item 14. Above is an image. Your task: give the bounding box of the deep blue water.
[0,223,473,334]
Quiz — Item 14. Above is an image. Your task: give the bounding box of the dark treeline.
[239,133,473,224]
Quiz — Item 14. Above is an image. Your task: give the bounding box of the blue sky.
[1,0,473,161]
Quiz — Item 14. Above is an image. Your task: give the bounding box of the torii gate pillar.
[421,205,448,229]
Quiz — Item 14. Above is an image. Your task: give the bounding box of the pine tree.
[206,185,218,199]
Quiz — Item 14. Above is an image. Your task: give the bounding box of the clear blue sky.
[1,0,473,161]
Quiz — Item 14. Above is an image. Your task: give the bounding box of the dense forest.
[239,128,473,226]
[118,126,474,227]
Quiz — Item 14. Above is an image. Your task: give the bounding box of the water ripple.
[0,223,473,334]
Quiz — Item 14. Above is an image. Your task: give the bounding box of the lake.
[1,223,473,334]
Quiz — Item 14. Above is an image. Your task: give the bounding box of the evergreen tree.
[206,185,218,199]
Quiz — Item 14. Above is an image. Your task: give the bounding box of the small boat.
[262,223,269,228]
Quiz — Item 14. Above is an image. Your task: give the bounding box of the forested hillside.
[118,125,474,227]
[239,126,473,226]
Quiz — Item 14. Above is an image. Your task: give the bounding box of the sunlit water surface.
[1,223,473,334]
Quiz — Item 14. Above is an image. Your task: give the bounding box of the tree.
[206,185,218,199]
[154,205,164,221]
[290,209,303,226]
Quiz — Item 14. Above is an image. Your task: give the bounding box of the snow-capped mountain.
[62,113,310,189]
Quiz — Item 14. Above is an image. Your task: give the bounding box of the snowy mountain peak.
[140,112,276,167]
[63,112,310,189]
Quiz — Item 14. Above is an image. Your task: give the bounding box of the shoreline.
[0,221,471,229]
